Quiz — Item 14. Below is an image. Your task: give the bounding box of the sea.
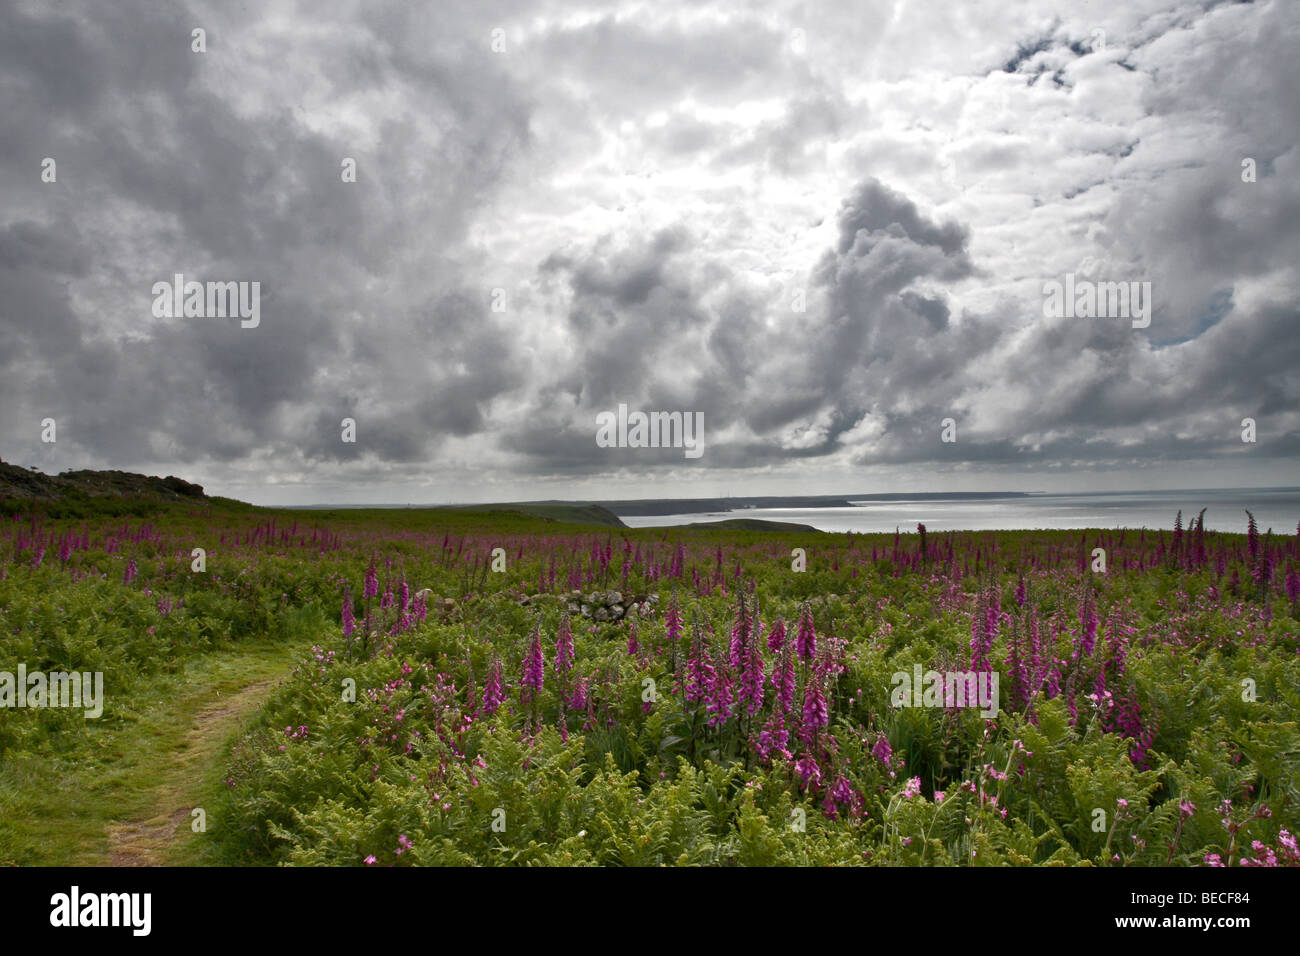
[617,488,1300,534]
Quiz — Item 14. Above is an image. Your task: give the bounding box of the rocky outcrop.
[563,589,657,622]
[0,462,211,502]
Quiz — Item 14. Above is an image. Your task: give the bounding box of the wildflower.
[521,625,545,693]
[738,632,765,716]
[871,734,892,768]
[1179,800,1196,818]
[794,755,822,789]
[766,617,786,652]
[969,586,999,671]
[342,586,355,638]
[902,777,921,799]
[567,677,588,712]
[756,713,790,761]
[1240,841,1277,867]
[1285,568,1300,603]
[663,592,683,644]
[795,602,816,661]
[798,674,829,745]
[364,855,377,865]
[728,588,752,669]
[1077,586,1098,659]
[684,616,714,704]
[555,613,575,673]
[705,670,734,728]
[771,644,796,714]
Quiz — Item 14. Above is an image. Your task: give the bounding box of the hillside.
[0,459,240,517]
[0,460,207,501]
[446,502,626,528]
[683,517,822,533]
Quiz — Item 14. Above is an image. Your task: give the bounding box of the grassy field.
[2,501,1297,866]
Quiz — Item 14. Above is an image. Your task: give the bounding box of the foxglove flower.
[798,673,829,745]
[664,592,683,645]
[766,617,786,652]
[684,614,714,704]
[1077,587,1098,659]
[567,677,588,712]
[871,734,892,768]
[521,625,545,695]
[481,659,505,716]
[739,640,765,716]
[795,602,816,661]
[772,644,796,714]
[756,713,790,761]
[705,670,733,728]
[555,613,575,673]
[342,586,356,638]
[794,755,822,789]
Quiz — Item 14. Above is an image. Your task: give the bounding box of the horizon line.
[270,485,1300,510]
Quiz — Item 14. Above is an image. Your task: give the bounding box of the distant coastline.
[282,490,1037,513]
[280,487,1300,516]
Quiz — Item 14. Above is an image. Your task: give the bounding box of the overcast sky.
[3,0,1297,505]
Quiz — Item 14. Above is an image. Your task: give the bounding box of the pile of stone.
[413,589,457,617]
[563,589,658,622]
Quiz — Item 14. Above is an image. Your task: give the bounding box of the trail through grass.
[0,641,306,866]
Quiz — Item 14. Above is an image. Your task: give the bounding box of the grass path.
[0,641,306,866]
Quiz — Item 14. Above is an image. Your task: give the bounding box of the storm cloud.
[2,0,1297,503]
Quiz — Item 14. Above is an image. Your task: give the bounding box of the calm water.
[619,489,1300,534]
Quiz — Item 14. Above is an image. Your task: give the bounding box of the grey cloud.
[1,0,535,474]
[2,0,1297,499]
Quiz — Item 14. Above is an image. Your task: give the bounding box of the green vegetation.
[1,498,1297,866]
